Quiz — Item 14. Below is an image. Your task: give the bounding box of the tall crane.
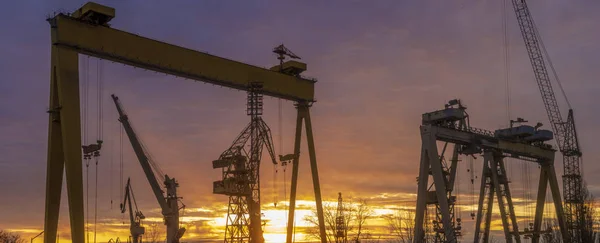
[111,94,186,243]
[120,177,145,243]
[44,3,327,242]
[335,192,347,243]
[510,1,585,242]
[212,82,278,243]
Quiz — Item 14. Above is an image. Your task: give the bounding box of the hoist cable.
[455,154,461,219]
[82,55,91,243]
[94,157,99,243]
[85,159,90,243]
[120,126,124,221]
[502,0,515,183]
[110,107,114,209]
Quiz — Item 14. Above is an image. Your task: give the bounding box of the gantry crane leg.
[548,165,570,243]
[413,138,430,242]
[533,165,550,243]
[497,157,521,243]
[474,155,495,243]
[487,153,520,243]
[44,46,85,243]
[413,126,456,243]
[286,102,327,243]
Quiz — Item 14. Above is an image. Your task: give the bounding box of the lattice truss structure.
[213,83,277,243]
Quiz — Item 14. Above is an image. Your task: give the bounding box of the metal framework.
[511,1,585,242]
[120,178,145,243]
[335,192,347,243]
[44,2,327,243]
[112,94,185,243]
[413,100,569,243]
[212,83,277,243]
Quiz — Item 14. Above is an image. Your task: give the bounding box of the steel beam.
[49,15,315,102]
[303,103,327,243]
[44,46,85,243]
[498,158,521,243]
[285,106,304,243]
[413,135,432,242]
[533,166,549,243]
[474,158,490,243]
[548,164,571,243]
[423,127,456,242]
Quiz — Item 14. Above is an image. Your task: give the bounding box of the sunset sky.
[1,1,600,242]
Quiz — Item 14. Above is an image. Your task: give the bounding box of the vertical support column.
[44,46,65,243]
[498,159,521,243]
[303,104,327,243]
[483,184,495,243]
[548,164,571,243]
[44,46,84,243]
[422,126,456,242]
[488,154,513,243]
[413,135,431,242]
[474,157,491,243]
[286,104,304,243]
[533,165,549,243]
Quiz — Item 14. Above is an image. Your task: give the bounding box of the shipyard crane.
[413,100,568,243]
[120,177,145,243]
[335,192,347,243]
[44,3,327,242]
[112,94,186,243]
[511,1,585,242]
[212,82,278,243]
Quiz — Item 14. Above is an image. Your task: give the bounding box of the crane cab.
[422,108,466,125]
[524,129,554,143]
[270,60,307,76]
[494,125,535,139]
[71,2,115,26]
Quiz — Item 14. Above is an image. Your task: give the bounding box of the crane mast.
[121,177,145,243]
[112,94,186,243]
[511,1,584,242]
[212,82,278,243]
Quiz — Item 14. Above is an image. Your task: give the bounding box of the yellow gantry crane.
[44,2,327,243]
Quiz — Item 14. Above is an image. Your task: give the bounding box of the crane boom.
[112,95,168,210]
[511,1,583,242]
[112,94,185,243]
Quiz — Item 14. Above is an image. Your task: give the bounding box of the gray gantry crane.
[112,94,186,243]
[212,82,278,243]
[510,1,586,242]
[121,177,145,243]
[413,100,568,243]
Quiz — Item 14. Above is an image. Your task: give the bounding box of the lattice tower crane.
[111,94,186,243]
[120,177,145,243]
[335,192,347,243]
[212,82,278,243]
[510,1,585,242]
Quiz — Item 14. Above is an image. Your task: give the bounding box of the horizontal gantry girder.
[423,125,555,162]
[49,15,315,102]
